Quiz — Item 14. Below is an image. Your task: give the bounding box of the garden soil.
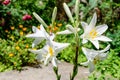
[0,62,89,80]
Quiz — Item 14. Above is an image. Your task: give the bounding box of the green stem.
[70,33,79,80]
[53,67,61,80]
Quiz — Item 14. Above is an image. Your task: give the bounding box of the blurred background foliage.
[0,0,120,79]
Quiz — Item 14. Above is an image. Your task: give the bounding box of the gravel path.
[0,62,89,80]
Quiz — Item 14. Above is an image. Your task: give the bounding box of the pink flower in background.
[2,0,10,5]
[22,14,32,21]
[22,15,27,20]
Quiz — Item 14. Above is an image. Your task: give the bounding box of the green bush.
[0,37,36,71]
[0,0,56,38]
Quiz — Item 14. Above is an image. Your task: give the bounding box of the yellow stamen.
[49,47,53,56]
[89,29,97,39]
[93,59,97,64]
[37,26,41,29]
[93,57,99,64]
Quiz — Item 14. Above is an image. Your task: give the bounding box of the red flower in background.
[22,14,32,21]
[2,0,10,5]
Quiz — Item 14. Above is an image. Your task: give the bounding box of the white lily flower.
[80,13,112,49]
[26,24,54,48]
[29,40,70,67]
[81,44,110,73]
[56,24,80,35]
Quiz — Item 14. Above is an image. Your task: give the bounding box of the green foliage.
[0,0,56,38]
[69,0,119,27]
[0,37,36,72]
[107,23,120,51]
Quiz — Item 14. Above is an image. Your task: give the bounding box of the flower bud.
[63,3,74,24]
[22,14,32,21]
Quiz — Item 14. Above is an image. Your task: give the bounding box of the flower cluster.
[26,24,70,67]
[80,13,112,72]
[56,2,112,73]
[26,0,112,76]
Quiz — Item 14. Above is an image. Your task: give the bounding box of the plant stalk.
[70,33,79,80]
[53,67,61,80]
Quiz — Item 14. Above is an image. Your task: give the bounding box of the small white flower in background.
[80,44,110,73]
[56,24,80,35]
[26,24,55,48]
[80,13,112,49]
[29,40,70,67]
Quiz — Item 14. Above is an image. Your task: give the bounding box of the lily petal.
[26,26,46,38]
[36,54,43,60]
[52,57,57,67]
[96,24,108,35]
[32,38,44,48]
[56,30,72,34]
[49,33,55,40]
[80,60,89,66]
[40,24,46,32]
[44,54,51,66]
[99,44,110,53]
[95,36,112,42]
[89,13,97,29]
[82,38,88,44]
[90,40,99,49]
[53,42,70,54]
[29,49,45,55]
[89,61,95,73]
[26,32,44,38]
[32,26,39,33]
[81,22,88,30]
[98,52,108,60]
[29,49,44,60]
[82,47,98,61]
